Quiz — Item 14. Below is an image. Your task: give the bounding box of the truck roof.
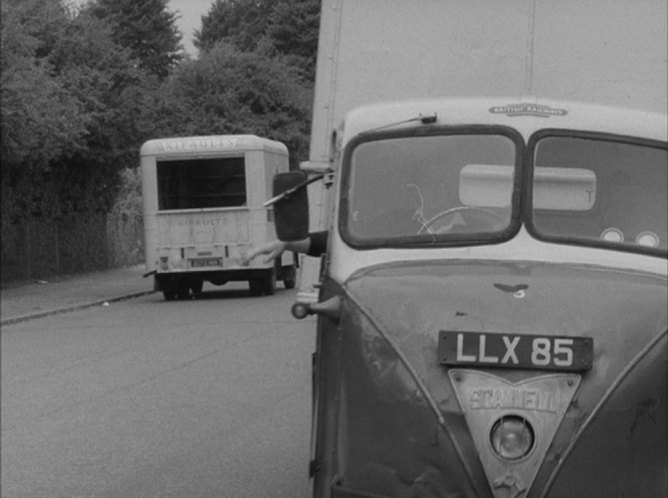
[340,97,668,145]
[140,134,288,157]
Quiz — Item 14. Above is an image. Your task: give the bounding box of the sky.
[168,0,214,56]
[70,0,215,56]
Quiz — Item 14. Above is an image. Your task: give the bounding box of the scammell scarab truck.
[270,1,668,497]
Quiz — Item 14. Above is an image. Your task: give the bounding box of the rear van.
[140,135,296,299]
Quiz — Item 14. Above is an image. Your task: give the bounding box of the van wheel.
[177,287,191,300]
[249,269,276,296]
[190,280,203,297]
[163,291,177,301]
[249,279,264,296]
[283,265,297,289]
[264,268,277,295]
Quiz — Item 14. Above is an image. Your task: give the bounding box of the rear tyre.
[249,278,264,296]
[163,291,177,301]
[249,269,276,296]
[283,267,296,289]
[282,254,298,289]
[264,268,277,295]
[190,280,203,297]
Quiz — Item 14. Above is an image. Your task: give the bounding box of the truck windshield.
[341,132,517,244]
[530,136,667,254]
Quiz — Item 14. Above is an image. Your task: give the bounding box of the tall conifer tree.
[88,0,182,79]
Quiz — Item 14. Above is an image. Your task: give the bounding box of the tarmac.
[0,264,154,326]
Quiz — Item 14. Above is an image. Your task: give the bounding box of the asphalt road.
[1,283,316,498]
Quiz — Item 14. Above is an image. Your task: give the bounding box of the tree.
[1,0,88,173]
[1,0,162,221]
[168,0,321,165]
[194,0,279,54]
[195,0,320,82]
[265,0,320,80]
[46,8,165,214]
[87,0,183,79]
[155,43,312,165]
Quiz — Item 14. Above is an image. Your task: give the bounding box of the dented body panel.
[310,258,667,497]
[322,263,667,496]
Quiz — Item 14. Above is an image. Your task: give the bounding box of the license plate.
[190,257,222,268]
[439,331,593,371]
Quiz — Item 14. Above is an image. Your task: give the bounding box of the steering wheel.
[417,206,507,235]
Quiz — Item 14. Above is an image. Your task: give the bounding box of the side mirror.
[272,171,309,241]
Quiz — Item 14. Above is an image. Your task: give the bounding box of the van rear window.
[157,157,246,210]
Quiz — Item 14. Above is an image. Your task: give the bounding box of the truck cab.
[279,98,667,497]
[281,1,666,496]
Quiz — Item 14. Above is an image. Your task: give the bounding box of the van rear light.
[159,257,169,271]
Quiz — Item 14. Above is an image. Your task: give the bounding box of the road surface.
[1,283,316,497]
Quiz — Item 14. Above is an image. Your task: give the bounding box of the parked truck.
[140,135,296,299]
[272,1,667,497]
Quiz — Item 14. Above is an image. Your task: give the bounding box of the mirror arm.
[263,172,327,207]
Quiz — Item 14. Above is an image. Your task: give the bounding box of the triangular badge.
[448,369,580,498]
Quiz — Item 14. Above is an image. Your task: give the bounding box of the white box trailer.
[140,135,296,299]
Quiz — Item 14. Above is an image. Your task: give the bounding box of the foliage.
[155,42,312,165]
[265,0,320,80]
[185,0,321,162]
[51,11,152,163]
[0,0,88,173]
[86,0,183,79]
[195,0,320,80]
[1,0,167,223]
[195,0,280,54]
[1,0,320,280]
[106,168,144,267]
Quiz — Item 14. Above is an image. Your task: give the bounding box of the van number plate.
[439,331,593,371]
[190,257,222,268]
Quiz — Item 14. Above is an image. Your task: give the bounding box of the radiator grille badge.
[448,369,580,497]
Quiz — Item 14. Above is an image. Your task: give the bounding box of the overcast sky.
[168,0,213,55]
